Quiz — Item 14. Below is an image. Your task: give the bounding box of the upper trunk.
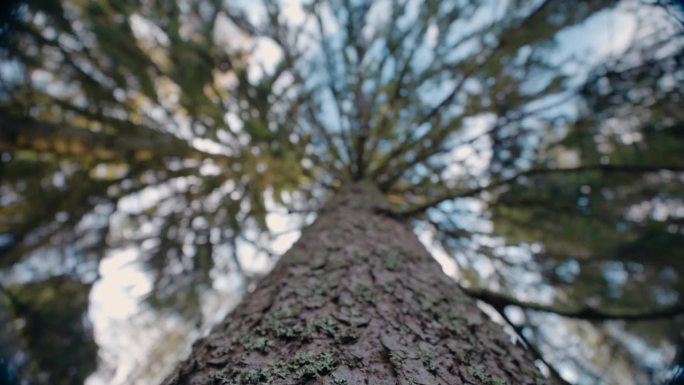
[162,181,542,385]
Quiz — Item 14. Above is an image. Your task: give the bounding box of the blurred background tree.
[0,0,682,384]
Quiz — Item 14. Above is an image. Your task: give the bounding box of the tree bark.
[162,181,543,385]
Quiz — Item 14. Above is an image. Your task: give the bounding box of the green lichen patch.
[322,272,341,288]
[240,336,274,354]
[305,317,358,343]
[467,364,508,385]
[304,282,335,309]
[388,350,405,372]
[352,285,377,304]
[308,317,339,336]
[272,324,304,340]
[209,369,231,384]
[212,351,338,385]
[256,315,360,345]
[442,310,467,335]
[263,305,306,340]
[420,349,437,372]
[269,305,295,320]
[331,373,348,385]
[460,345,476,364]
[419,294,436,312]
[325,258,350,272]
[383,250,416,272]
[383,254,402,271]
[292,351,337,380]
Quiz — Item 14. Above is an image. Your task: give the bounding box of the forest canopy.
[0,0,683,384]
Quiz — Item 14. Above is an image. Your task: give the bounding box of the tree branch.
[369,0,560,181]
[401,164,684,217]
[490,302,573,385]
[462,286,684,321]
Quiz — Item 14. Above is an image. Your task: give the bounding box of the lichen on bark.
[162,181,543,385]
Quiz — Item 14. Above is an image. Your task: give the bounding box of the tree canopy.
[0,0,682,384]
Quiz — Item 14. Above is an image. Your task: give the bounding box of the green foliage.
[1,277,97,385]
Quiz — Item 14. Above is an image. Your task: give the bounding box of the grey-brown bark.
[162,181,543,385]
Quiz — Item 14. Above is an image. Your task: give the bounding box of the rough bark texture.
[162,181,543,385]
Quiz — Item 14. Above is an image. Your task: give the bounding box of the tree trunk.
[162,181,542,385]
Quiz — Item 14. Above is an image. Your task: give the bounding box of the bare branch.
[462,286,684,321]
[401,164,684,217]
[490,303,574,385]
